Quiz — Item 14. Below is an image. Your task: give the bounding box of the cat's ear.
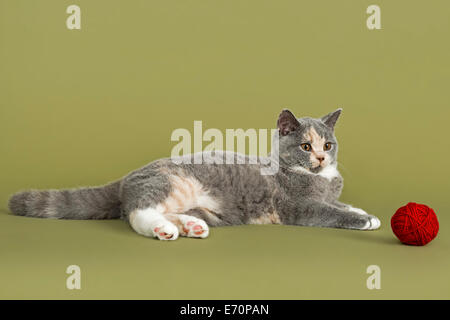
[277,109,300,136]
[321,108,342,130]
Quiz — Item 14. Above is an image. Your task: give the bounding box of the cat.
[8,108,381,240]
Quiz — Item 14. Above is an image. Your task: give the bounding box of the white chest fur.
[292,164,340,181]
[317,165,340,181]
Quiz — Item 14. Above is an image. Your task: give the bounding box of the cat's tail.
[8,180,122,220]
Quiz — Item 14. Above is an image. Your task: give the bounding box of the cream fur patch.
[248,211,281,225]
[157,174,221,223]
[303,127,327,168]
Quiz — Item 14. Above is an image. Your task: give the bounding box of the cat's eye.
[300,143,312,152]
[323,142,332,151]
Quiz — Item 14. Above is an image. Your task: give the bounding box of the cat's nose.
[316,156,325,162]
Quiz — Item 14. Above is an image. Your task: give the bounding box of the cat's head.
[276,108,342,173]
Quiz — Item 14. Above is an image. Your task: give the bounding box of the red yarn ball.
[391,202,439,246]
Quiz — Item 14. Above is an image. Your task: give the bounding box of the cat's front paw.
[349,206,368,215]
[153,222,179,240]
[362,215,381,230]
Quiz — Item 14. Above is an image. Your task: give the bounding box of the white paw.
[181,217,209,238]
[152,221,179,240]
[349,206,369,215]
[362,216,381,230]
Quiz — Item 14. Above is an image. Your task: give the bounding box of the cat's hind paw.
[153,222,179,240]
[181,217,209,238]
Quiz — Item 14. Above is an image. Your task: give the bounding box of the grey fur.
[9,109,380,232]
[9,181,121,219]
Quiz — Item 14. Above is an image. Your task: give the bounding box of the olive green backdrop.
[1,0,449,299]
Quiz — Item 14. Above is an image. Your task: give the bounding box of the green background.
[1,0,449,299]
